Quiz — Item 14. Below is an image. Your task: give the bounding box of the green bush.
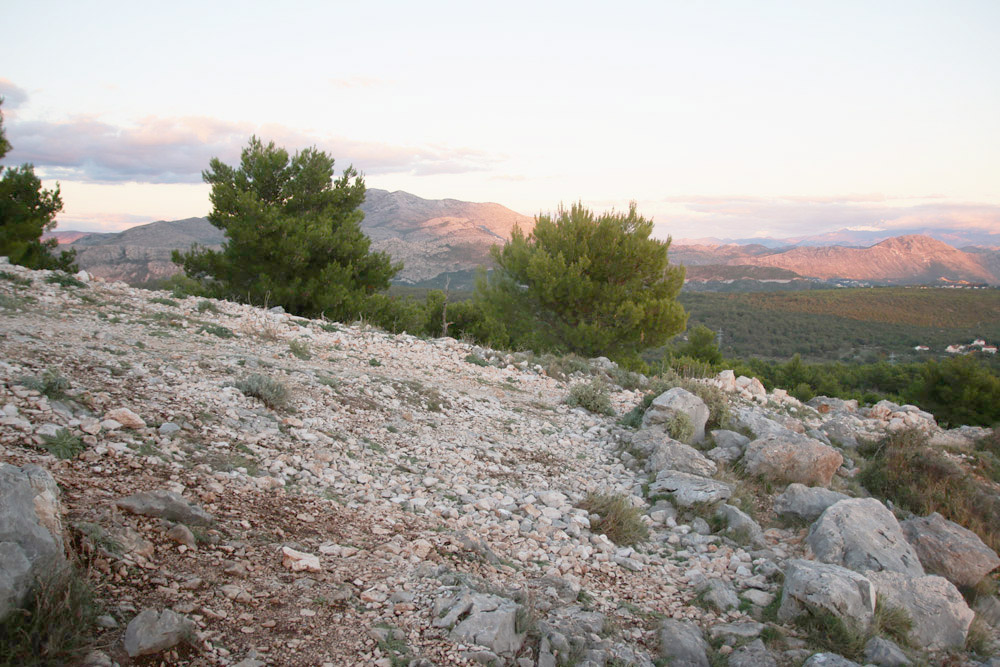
[44,272,86,288]
[234,374,290,410]
[567,379,614,416]
[196,299,218,313]
[197,324,234,339]
[15,368,70,399]
[149,296,179,307]
[0,270,31,286]
[288,339,312,360]
[39,429,85,459]
[464,353,489,367]
[579,493,649,546]
[664,413,694,443]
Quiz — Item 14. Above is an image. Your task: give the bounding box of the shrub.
[0,270,31,286]
[234,374,290,410]
[39,429,85,459]
[0,564,100,666]
[664,413,694,443]
[149,296,179,307]
[44,272,86,288]
[464,353,489,367]
[579,493,648,546]
[288,339,312,360]
[679,380,731,430]
[197,324,234,339]
[567,379,614,416]
[196,299,218,313]
[15,368,70,399]
[859,429,1000,552]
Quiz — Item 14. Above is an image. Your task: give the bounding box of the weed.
[607,365,645,390]
[197,324,234,338]
[966,614,995,656]
[795,608,866,659]
[234,374,290,410]
[45,272,86,288]
[39,429,86,459]
[196,299,219,313]
[0,270,32,286]
[664,412,694,443]
[567,379,614,416]
[288,339,312,360]
[368,358,382,367]
[873,599,913,646]
[74,521,122,555]
[618,404,645,429]
[0,564,100,666]
[16,368,71,399]
[579,492,649,546]
[464,353,489,367]
[149,296,179,307]
[317,375,339,389]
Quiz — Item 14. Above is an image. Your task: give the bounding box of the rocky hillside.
[60,190,534,285]
[1,260,999,666]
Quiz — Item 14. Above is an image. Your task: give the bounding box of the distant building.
[972,339,987,347]
[945,344,966,354]
[914,345,930,351]
[983,346,997,354]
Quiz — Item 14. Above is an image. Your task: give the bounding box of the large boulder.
[642,388,709,443]
[866,571,974,651]
[648,471,732,507]
[731,406,791,439]
[434,591,525,656]
[642,435,717,477]
[716,504,765,546]
[773,484,850,522]
[807,499,924,577]
[900,512,1000,587]
[0,464,66,621]
[743,434,843,487]
[123,608,195,657]
[116,490,214,526]
[777,559,876,632]
[657,618,709,667]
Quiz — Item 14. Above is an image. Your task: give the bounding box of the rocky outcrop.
[743,434,843,487]
[807,499,924,577]
[0,463,65,621]
[901,512,1000,587]
[642,388,710,443]
[866,571,974,650]
[648,470,732,506]
[773,484,850,522]
[777,559,875,631]
[657,619,710,667]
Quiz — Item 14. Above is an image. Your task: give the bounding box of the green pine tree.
[476,202,687,366]
[174,137,400,319]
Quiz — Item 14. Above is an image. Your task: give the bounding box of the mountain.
[739,234,998,284]
[63,190,534,284]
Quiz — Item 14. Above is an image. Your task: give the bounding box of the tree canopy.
[174,137,399,319]
[475,202,687,366]
[0,98,76,271]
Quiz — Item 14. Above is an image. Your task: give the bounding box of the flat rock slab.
[901,512,1000,587]
[866,571,974,651]
[123,608,194,657]
[645,437,717,477]
[649,471,731,507]
[743,434,843,487]
[807,498,924,577]
[116,490,214,526]
[773,483,849,522]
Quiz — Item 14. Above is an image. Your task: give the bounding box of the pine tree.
[477,202,687,366]
[174,137,400,319]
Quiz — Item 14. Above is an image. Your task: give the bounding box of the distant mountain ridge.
[56,189,535,284]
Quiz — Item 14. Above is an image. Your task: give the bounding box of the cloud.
[4,113,499,184]
[654,195,1000,240]
[0,78,28,110]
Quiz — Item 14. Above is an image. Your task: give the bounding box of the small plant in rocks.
[234,373,290,410]
[197,324,234,339]
[15,368,71,399]
[149,296,179,307]
[580,492,649,546]
[44,272,87,288]
[288,339,312,360]
[39,428,86,459]
[567,379,614,416]
[196,299,218,313]
[0,270,32,286]
[664,413,694,443]
[464,353,489,367]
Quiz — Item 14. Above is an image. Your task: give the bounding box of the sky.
[2,0,999,240]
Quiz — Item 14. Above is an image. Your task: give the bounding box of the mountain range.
[49,190,1000,287]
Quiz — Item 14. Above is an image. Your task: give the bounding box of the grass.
[196,299,218,313]
[567,379,614,416]
[0,564,101,666]
[858,428,1000,553]
[44,272,86,288]
[234,373,290,410]
[579,492,649,546]
[39,429,86,459]
[0,270,32,286]
[149,296,179,307]
[664,412,694,443]
[288,339,312,360]
[368,358,382,367]
[197,324,235,338]
[464,353,489,367]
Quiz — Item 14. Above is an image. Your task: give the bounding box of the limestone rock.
[281,546,322,572]
[807,498,924,577]
[116,490,214,526]
[0,463,66,621]
[743,434,843,487]
[697,578,738,611]
[657,618,709,667]
[900,512,1000,587]
[123,608,194,657]
[866,571,974,650]
[443,592,524,656]
[644,435,717,477]
[642,387,709,443]
[802,654,861,667]
[863,637,911,666]
[715,504,764,546]
[727,639,778,667]
[648,471,732,507]
[778,559,876,631]
[773,484,850,522]
[104,407,146,429]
